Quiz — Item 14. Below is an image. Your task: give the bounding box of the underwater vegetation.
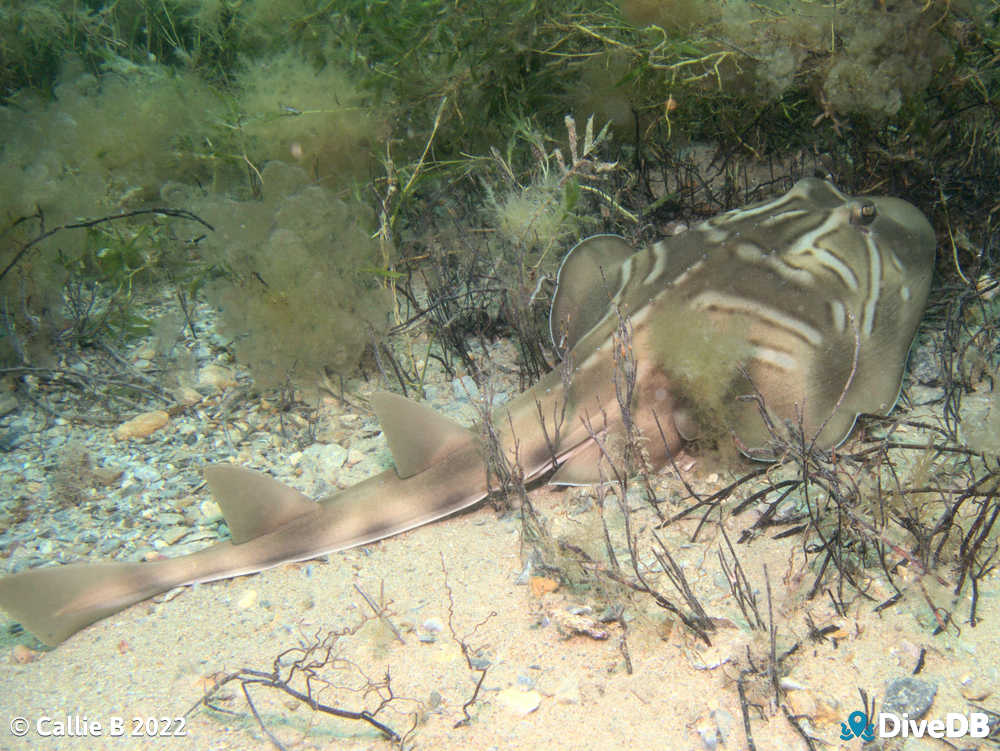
[0,0,996,389]
[0,60,220,364]
[201,163,391,387]
[617,0,959,118]
[0,38,386,382]
[234,50,379,183]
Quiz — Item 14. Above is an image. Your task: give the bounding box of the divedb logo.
[840,710,991,741]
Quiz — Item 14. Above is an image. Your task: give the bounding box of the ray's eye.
[850,201,877,226]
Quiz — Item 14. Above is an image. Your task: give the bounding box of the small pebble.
[515,558,534,585]
[114,410,169,440]
[883,677,937,719]
[959,674,992,702]
[11,644,38,664]
[416,617,444,643]
[550,609,609,640]
[0,392,17,417]
[197,364,237,390]
[302,442,348,470]
[0,426,25,452]
[156,526,189,546]
[236,589,258,610]
[693,713,720,750]
[173,386,203,406]
[422,617,444,633]
[133,343,157,361]
[554,676,580,704]
[779,677,809,691]
[530,576,559,597]
[786,689,817,717]
[199,500,223,523]
[452,375,479,401]
[496,687,541,716]
[712,709,733,745]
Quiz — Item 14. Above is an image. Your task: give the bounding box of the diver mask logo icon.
[840,710,876,742]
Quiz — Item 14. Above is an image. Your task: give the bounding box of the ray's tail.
[0,558,195,646]
[0,463,324,646]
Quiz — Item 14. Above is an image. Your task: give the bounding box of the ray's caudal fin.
[0,179,936,646]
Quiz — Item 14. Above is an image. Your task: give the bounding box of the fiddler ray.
[0,178,935,645]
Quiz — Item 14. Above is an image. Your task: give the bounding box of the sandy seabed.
[3,473,998,751]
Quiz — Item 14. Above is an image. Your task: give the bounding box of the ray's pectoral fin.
[549,440,609,486]
[550,234,634,350]
[371,390,477,478]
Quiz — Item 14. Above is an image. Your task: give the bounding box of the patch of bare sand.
[3,480,998,751]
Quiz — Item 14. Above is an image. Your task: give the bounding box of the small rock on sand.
[114,410,169,440]
[11,644,39,664]
[497,688,541,716]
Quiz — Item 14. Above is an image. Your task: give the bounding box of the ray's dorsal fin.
[550,234,635,351]
[371,391,476,478]
[204,464,316,544]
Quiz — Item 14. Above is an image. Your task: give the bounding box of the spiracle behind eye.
[850,200,877,226]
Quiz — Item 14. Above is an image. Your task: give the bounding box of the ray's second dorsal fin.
[371,391,476,479]
[204,464,317,544]
[549,234,635,352]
